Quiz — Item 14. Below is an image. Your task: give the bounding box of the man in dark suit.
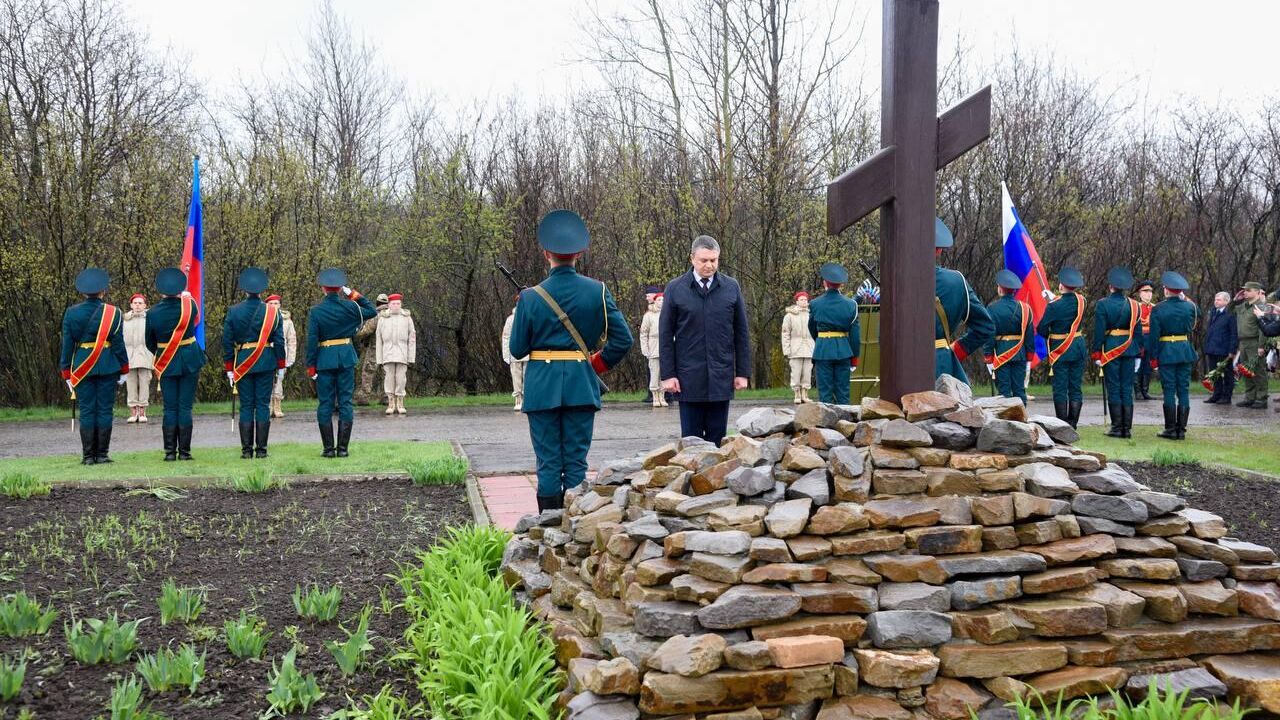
[660,235,751,446]
[1202,291,1238,404]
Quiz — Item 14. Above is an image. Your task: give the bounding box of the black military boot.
[1103,403,1123,437]
[178,426,194,461]
[1140,376,1153,400]
[80,425,97,465]
[1121,405,1134,439]
[1157,404,1178,439]
[536,495,556,512]
[95,425,113,464]
[162,425,178,462]
[1176,405,1190,440]
[254,421,270,458]
[239,422,255,459]
[336,421,353,458]
[319,422,336,458]
[1053,400,1069,424]
[1067,401,1083,430]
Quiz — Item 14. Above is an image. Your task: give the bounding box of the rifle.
[857,260,880,287]
[495,259,527,292]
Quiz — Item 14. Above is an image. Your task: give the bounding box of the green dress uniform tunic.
[510,265,632,500]
[306,292,379,427]
[222,294,286,425]
[982,295,1035,403]
[807,288,860,404]
[1036,292,1088,412]
[1236,299,1270,407]
[145,296,206,458]
[934,266,995,384]
[60,297,128,463]
[1091,291,1144,407]
[1147,294,1199,418]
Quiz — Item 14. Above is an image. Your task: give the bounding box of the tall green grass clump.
[229,467,289,493]
[0,472,50,499]
[995,684,1251,719]
[265,647,324,715]
[105,676,167,720]
[134,643,205,694]
[0,592,57,638]
[1151,448,1200,467]
[293,584,342,623]
[65,613,142,665]
[224,610,270,660]
[406,456,468,486]
[0,651,25,701]
[157,579,205,625]
[395,525,558,719]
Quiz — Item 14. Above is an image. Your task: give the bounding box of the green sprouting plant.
[994,683,1253,720]
[157,579,205,625]
[124,485,187,502]
[326,605,374,676]
[229,467,289,493]
[0,472,50,499]
[134,643,205,694]
[1152,448,1200,467]
[0,592,58,638]
[224,610,270,660]
[293,583,342,623]
[0,651,25,702]
[105,675,167,720]
[65,613,143,665]
[265,647,324,715]
[406,456,468,486]
[328,684,425,720]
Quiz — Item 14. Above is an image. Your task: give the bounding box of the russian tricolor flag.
[180,155,205,348]
[1001,182,1049,366]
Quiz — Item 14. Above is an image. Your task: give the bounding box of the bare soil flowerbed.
[1125,461,1280,549]
[0,478,470,719]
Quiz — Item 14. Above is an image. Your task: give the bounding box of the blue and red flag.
[1001,182,1050,367]
[180,155,205,348]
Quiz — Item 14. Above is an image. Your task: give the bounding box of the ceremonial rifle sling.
[232,303,279,383]
[1099,298,1139,366]
[993,301,1031,369]
[153,297,198,379]
[531,283,610,392]
[69,304,118,387]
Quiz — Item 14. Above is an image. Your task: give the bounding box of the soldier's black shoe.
[536,495,556,512]
[1176,405,1190,440]
[80,425,97,465]
[162,425,178,462]
[319,422,336,458]
[254,421,270,458]
[1067,401,1083,430]
[239,422,255,459]
[1157,404,1178,439]
[1103,403,1123,437]
[1053,400,1069,424]
[178,426,194,461]
[336,421,352,458]
[95,426,113,463]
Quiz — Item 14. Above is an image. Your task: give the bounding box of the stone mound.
[501,376,1280,719]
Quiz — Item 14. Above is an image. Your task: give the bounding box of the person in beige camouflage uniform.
[267,295,297,418]
[123,293,154,423]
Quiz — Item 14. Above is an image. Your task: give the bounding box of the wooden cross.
[827,0,991,405]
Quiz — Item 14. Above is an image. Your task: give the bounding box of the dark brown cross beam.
[826,0,991,404]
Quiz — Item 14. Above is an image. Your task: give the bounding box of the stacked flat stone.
[501,375,1280,720]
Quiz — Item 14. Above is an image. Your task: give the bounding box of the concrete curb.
[1207,462,1280,484]
[455,439,490,527]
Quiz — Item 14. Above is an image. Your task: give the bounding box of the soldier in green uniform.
[807,262,860,404]
[509,210,633,511]
[1234,281,1270,409]
[60,268,129,465]
[222,268,286,459]
[305,268,378,458]
[1091,267,1144,438]
[982,270,1035,404]
[145,268,205,461]
[1147,271,1199,439]
[1036,266,1088,428]
[934,218,994,384]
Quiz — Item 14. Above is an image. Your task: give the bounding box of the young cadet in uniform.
[781,291,814,404]
[983,270,1035,403]
[1147,271,1199,439]
[1133,280,1156,400]
[122,293,153,423]
[639,292,667,407]
[807,263,860,404]
[60,268,129,464]
[223,267,286,459]
[266,295,297,418]
[1037,266,1088,428]
[306,268,378,458]
[1091,267,1144,438]
[145,268,204,461]
[502,294,528,412]
[509,210,633,511]
[934,218,995,384]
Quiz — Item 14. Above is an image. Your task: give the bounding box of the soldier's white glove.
[180,290,192,299]
[342,286,353,297]
[66,379,74,393]
[118,374,127,386]
[985,363,995,378]
[1094,359,1102,367]
[226,371,235,386]
[276,369,286,382]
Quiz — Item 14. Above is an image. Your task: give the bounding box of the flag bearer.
[146,268,205,461]
[306,269,378,458]
[60,268,129,464]
[1091,267,1143,438]
[223,268,286,459]
[983,270,1035,404]
[807,263,860,404]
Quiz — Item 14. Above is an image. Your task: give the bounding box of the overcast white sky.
[123,0,1276,112]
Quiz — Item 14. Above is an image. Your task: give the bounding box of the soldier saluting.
[223,268,286,459]
[145,268,205,461]
[306,268,378,458]
[509,210,632,511]
[61,268,129,465]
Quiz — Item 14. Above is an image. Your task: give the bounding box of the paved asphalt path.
[0,396,1267,474]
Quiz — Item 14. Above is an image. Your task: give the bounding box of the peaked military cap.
[154,267,187,296]
[1134,279,1154,291]
[1106,266,1134,290]
[1161,271,1189,291]
[239,267,269,294]
[934,217,954,248]
[537,209,590,255]
[316,268,348,287]
[996,269,1022,290]
[75,268,110,294]
[1058,266,1084,288]
[820,262,849,284]
[1242,281,1264,291]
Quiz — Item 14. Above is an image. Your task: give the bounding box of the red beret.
[130,293,146,303]
[794,291,809,300]
[653,292,663,300]
[388,293,402,301]
[266,294,281,302]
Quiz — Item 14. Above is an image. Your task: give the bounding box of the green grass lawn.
[0,440,455,484]
[1076,425,1280,477]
